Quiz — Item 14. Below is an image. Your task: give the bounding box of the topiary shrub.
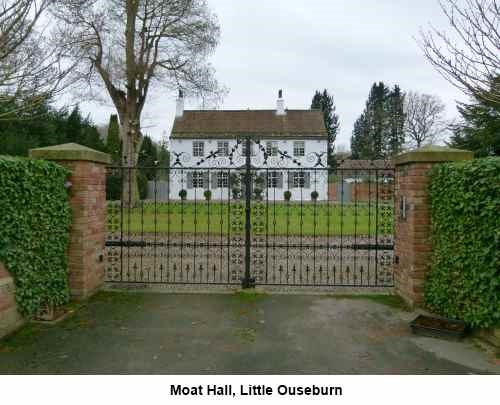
[311,190,319,201]
[426,157,500,328]
[204,189,212,201]
[284,190,292,201]
[253,188,263,200]
[179,189,187,200]
[232,187,241,200]
[0,156,71,318]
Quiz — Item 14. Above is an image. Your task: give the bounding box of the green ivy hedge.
[0,156,71,317]
[426,157,500,328]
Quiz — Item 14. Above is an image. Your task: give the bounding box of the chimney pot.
[176,89,184,118]
[276,89,286,115]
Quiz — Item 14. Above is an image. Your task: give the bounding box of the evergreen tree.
[157,139,170,180]
[106,114,121,163]
[138,135,159,180]
[350,82,405,159]
[311,89,340,167]
[65,105,83,143]
[449,78,500,157]
[387,85,406,156]
[350,113,370,159]
[82,124,106,151]
[0,97,105,156]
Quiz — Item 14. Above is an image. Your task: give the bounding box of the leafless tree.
[404,91,447,148]
[0,0,70,120]
[50,0,224,203]
[418,0,500,103]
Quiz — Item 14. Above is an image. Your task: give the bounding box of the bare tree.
[418,0,500,103]
[50,0,224,203]
[0,0,70,119]
[404,91,447,148]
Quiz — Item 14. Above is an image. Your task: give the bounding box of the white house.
[169,91,328,201]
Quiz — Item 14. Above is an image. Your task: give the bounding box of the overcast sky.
[79,0,465,150]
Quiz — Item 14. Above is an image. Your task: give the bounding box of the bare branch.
[417,0,500,103]
[404,91,448,148]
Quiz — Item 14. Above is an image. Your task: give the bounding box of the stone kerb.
[393,145,473,307]
[29,143,111,300]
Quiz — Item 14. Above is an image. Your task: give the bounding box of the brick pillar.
[394,146,472,307]
[30,143,111,299]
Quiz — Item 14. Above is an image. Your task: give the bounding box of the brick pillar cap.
[394,145,473,166]
[29,143,111,164]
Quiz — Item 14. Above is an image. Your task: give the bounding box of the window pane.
[293,171,305,188]
[193,141,204,157]
[217,172,229,188]
[293,141,305,157]
[217,141,229,156]
[192,171,204,188]
[266,141,278,156]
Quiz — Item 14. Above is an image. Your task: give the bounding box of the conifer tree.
[138,135,158,180]
[311,89,340,167]
[387,85,406,156]
[449,78,500,156]
[350,82,405,159]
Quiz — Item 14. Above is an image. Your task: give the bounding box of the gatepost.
[30,143,111,299]
[393,146,472,307]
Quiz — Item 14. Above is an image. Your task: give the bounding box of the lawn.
[107,201,394,236]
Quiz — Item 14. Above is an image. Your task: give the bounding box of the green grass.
[108,201,393,237]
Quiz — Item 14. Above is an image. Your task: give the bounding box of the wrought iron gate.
[105,138,395,288]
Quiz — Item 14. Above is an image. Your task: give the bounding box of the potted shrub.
[311,190,319,202]
[232,187,241,200]
[283,190,292,202]
[203,190,212,201]
[254,188,263,200]
[178,189,187,200]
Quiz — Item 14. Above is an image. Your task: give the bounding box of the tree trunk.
[120,112,142,207]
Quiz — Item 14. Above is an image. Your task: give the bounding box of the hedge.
[426,157,500,328]
[0,156,71,317]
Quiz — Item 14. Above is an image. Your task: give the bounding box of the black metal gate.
[105,138,395,288]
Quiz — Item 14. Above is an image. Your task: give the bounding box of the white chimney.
[276,89,286,116]
[175,89,184,118]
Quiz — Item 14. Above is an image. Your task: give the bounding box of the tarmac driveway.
[0,291,498,374]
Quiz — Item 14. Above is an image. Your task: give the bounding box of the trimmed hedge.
[0,156,71,317]
[426,157,500,328]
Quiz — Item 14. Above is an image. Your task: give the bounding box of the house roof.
[171,109,328,139]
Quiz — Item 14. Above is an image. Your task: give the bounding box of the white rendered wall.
[169,138,328,201]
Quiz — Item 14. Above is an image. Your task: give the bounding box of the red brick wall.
[0,263,23,338]
[328,183,337,201]
[352,183,372,202]
[394,162,434,306]
[55,160,107,299]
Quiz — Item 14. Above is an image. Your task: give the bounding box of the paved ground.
[0,291,498,374]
